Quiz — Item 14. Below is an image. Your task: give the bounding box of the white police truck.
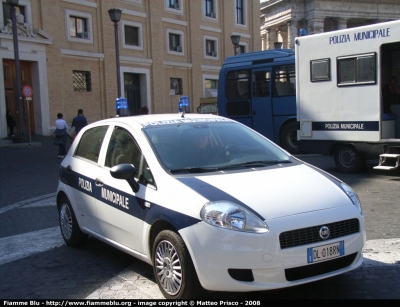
[295,20,400,172]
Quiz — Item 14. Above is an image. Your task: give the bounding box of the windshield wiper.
[169,167,220,174]
[220,160,291,169]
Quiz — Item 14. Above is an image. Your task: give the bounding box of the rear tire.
[280,121,299,154]
[58,196,88,247]
[152,230,204,299]
[334,144,365,173]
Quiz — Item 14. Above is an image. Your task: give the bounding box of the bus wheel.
[334,144,364,173]
[280,121,299,153]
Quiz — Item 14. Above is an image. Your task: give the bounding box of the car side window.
[105,127,155,185]
[75,126,108,163]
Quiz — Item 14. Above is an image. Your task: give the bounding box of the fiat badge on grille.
[319,226,330,240]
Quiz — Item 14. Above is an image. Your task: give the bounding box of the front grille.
[228,269,254,282]
[285,252,357,281]
[279,218,359,249]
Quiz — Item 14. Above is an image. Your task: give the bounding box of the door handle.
[95,178,104,186]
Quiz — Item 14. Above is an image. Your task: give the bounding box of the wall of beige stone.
[1,0,261,137]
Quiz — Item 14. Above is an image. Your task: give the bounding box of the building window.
[65,9,93,44]
[169,33,181,51]
[2,3,25,23]
[122,21,143,50]
[205,0,215,18]
[165,0,182,13]
[73,71,92,92]
[337,53,376,86]
[239,45,246,54]
[206,39,217,57]
[70,16,88,38]
[204,77,218,97]
[204,36,218,59]
[235,0,245,25]
[167,29,184,54]
[168,0,180,9]
[205,79,218,89]
[125,25,139,46]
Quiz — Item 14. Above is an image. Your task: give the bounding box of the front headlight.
[200,201,269,233]
[341,183,363,215]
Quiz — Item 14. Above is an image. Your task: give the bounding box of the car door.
[64,125,110,235]
[94,125,156,254]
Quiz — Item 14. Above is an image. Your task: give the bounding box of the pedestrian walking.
[53,113,68,158]
[6,110,16,137]
[71,108,88,136]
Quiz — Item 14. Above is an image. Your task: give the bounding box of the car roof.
[93,113,232,128]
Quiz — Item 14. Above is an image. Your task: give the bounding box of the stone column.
[307,17,325,34]
[261,31,266,51]
[287,20,298,50]
[267,27,277,50]
[337,18,347,30]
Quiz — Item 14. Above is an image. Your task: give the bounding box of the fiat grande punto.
[56,113,365,299]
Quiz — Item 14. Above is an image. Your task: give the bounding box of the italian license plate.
[307,241,344,263]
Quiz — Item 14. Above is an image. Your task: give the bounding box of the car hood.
[176,163,353,220]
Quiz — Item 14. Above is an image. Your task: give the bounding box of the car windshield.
[142,119,293,173]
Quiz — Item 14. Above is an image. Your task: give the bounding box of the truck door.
[252,68,274,140]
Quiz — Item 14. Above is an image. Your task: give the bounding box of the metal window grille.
[73,71,92,92]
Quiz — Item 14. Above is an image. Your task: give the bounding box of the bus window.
[253,71,271,97]
[226,70,250,100]
[274,65,295,96]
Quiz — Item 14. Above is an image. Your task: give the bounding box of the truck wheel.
[58,196,88,247]
[333,144,364,173]
[152,230,204,299]
[280,121,299,153]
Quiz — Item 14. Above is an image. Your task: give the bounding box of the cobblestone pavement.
[0,195,399,300]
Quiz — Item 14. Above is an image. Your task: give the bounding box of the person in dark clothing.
[6,110,16,137]
[140,106,149,114]
[71,109,88,135]
[382,76,400,114]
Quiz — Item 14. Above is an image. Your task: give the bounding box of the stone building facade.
[260,0,400,50]
[0,0,260,138]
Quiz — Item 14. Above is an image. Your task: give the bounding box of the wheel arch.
[148,219,177,257]
[56,191,68,209]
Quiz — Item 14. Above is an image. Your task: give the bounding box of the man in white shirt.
[53,113,69,158]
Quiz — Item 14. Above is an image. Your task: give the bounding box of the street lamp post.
[7,0,24,138]
[108,8,122,98]
[230,35,241,56]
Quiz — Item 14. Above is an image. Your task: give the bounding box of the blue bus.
[217,49,297,153]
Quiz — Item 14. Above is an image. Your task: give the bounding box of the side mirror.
[110,164,140,193]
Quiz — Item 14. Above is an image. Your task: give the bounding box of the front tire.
[333,144,365,173]
[152,230,203,299]
[58,196,88,247]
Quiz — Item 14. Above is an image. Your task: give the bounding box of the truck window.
[273,65,295,96]
[337,53,376,86]
[226,70,250,100]
[310,58,330,82]
[253,70,271,97]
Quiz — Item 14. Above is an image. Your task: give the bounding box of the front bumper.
[180,206,365,292]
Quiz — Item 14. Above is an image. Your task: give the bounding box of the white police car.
[57,113,365,299]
